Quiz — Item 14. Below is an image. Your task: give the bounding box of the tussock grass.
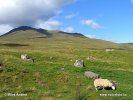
[0,34,133,99]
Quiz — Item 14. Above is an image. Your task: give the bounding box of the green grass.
[0,31,133,100]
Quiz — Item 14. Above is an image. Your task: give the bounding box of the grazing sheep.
[110,80,118,86]
[74,60,85,68]
[84,71,100,79]
[94,79,116,91]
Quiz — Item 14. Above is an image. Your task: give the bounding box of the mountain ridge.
[1,26,133,50]
[0,26,86,38]
[0,26,51,37]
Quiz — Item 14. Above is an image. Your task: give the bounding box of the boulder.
[84,71,100,79]
[21,54,34,62]
[74,60,85,68]
[21,54,28,60]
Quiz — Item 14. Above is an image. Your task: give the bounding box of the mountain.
[0,26,51,38]
[0,26,86,39]
[57,31,85,37]
[127,43,133,45]
[0,26,133,50]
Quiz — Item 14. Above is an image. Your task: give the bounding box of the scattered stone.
[105,48,115,52]
[74,60,85,68]
[21,54,28,60]
[86,56,93,60]
[49,56,53,60]
[84,71,100,79]
[61,68,65,71]
[21,54,34,62]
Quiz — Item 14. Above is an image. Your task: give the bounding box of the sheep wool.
[94,79,115,90]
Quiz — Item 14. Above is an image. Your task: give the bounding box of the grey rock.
[74,60,85,68]
[21,54,28,60]
[61,68,65,71]
[21,54,34,62]
[49,56,53,60]
[84,71,100,79]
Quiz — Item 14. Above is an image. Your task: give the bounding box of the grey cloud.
[0,0,75,27]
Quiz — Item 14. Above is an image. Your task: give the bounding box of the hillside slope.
[0,26,124,50]
[0,26,133,100]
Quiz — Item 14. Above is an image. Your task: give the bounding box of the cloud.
[0,24,13,35]
[84,34,96,39]
[64,26,74,33]
[64,13,78,19]
[36,19,61,30]
[81,19,101,29]
[0,0,75,27]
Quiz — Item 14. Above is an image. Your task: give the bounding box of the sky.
[0,0,133,43]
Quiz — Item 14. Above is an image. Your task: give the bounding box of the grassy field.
[0,31,133,100]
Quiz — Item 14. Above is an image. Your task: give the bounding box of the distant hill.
[0,26,133,50]
[0,26,51,38]
[57,31,85,37]
[127,43,133,45]
[0,26,86,39]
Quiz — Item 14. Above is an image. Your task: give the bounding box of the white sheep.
[94,79,116,91]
